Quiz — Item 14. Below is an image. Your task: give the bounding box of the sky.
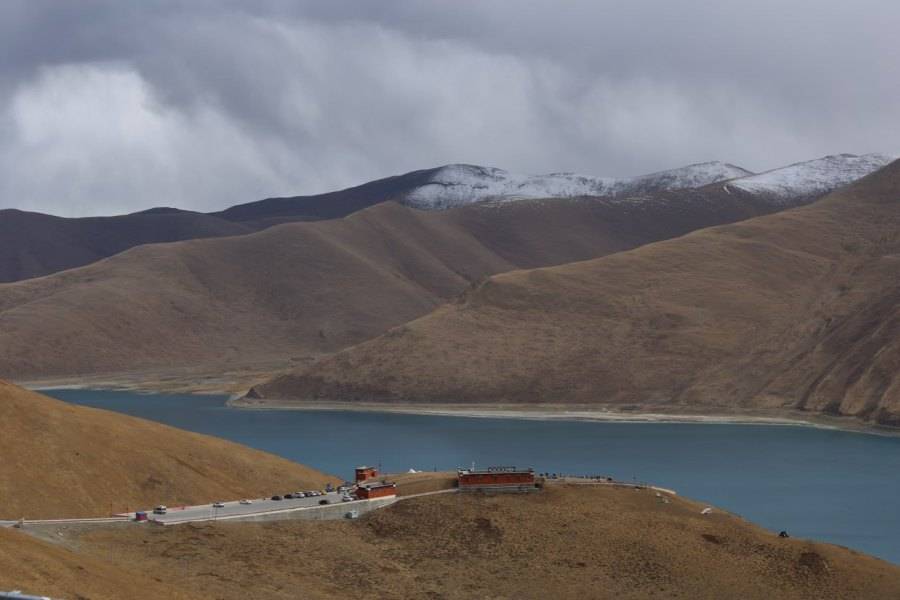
[1,1,898,217]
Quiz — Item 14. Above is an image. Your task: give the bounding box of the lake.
[45,388,900,565]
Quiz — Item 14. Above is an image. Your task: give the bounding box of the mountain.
[0,380,336,518]
[210,166,444,223]
[248,159,900,428]
[401,161,753,209]
[0,208,254,283]
[1,154,886,284]
[1,160,742,283]
[727,153,895,202]
[0,183,823,382]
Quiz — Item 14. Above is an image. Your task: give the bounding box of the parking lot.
[133,491,345,524]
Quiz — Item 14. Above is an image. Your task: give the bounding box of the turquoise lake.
[45,388,900,565]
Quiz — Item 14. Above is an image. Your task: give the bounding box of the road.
[136,491,345,524]
[1,488,458,529]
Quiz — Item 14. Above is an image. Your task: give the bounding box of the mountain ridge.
[249,159,900,427]
[0,181,817,381]
[0,153,889,283]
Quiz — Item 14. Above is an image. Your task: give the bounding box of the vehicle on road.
[212,502,225,508]
[341,494,353,502]
[239,499,253,505]
[284,493,294,499]
[271,495,283,501]
[153,505,167,515]
[318,499,330,505]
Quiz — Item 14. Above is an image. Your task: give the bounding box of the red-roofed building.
[356,481,397,499]
[458,466,537,492]
[355,465,378,483]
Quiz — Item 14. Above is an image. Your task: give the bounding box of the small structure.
[458,466,537,492]
[356,481,397,500]
[355,465,378,483]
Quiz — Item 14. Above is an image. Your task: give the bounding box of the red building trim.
[356,482,397,499]
[458,467,535,488]
[355,466,378,483]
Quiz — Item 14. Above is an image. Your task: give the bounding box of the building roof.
[458,466,534,475]
[358,481,396,489]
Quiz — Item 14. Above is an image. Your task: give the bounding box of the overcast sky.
[1,1,898,216]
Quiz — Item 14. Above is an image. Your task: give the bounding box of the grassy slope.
[0,188,787,380]
[0,380,337,518]
[254,160,900,426]
[69,485,900,599]
[0,208,254,283]
[0,527,198,600]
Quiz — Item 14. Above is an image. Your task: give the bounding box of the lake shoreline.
[39,387,900,565]
[230,398,900,436]
[21,375,899,437]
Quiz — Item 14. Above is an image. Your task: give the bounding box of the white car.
[212,501,225,508]
[239,499,253,505]
[341,494,354,502]
[153,505,167,515]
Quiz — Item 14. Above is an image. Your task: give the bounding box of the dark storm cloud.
[0,0,897,216]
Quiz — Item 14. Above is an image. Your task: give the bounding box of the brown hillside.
[0,380,336,519]
[0,208,255,283]
[66,485,900,599]
[252,160,900,427]
[0,189,794,381]
[0,527,197,600]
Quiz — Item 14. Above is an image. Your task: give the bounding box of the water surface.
[46,388,900,565]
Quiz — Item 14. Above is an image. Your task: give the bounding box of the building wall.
[355,467,378,483]
[459,472,535,487]
[358,485,396,499]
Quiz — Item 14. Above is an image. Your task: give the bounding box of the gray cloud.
[0,0,897,216]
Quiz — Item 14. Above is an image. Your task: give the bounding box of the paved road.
[1,488,458,529]
[139,491,345,524]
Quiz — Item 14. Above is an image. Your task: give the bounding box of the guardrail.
[0,516,131,528]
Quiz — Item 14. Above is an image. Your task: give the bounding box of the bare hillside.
[0,188,798,381]
[251,160,900,427]
[0,380,336,518]
[66,485,900,599]
[0,208,254,283]
[0,527,196,600]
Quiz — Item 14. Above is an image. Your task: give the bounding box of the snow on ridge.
[404,161,752,210]
[729,153,896,200]
[629,161,753,191]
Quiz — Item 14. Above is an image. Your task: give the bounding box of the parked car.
[341,494,353,502]
[284,493,294,499]
[212,502,225,508]
[239,499,253,505]
[294,492,306,498]
[271,495,283,501]
[153,505,167,515]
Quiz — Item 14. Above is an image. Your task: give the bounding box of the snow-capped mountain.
[403,162,753,210]
[727,153,896,201]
